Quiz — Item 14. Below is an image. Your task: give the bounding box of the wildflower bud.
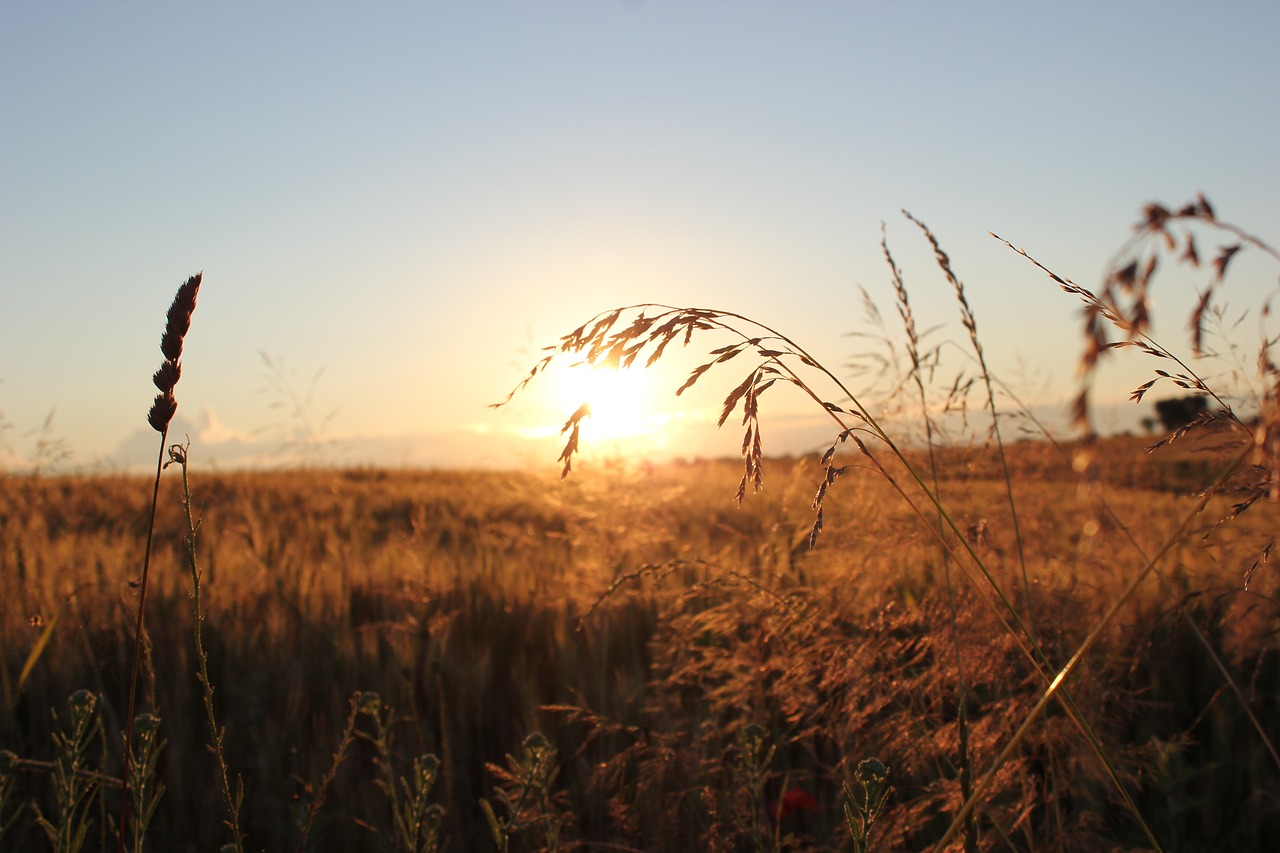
[69,689,98,729]
[357,692,382,716]
[856,757,889,786]
[135,712,161,737]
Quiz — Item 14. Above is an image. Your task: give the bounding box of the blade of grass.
[3,611,58,711]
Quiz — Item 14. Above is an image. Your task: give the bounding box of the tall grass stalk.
[295,693,364,852]
[119,272,200,848]
[977,340,1280,774]
[360,692,446,853]
[879,226,977,851]
[843,758,890,853]
[933,442,1253,851]
[935,196,1280,848]
[480,732,569,853]
[731,724,775,853]
[904,210,1035,625]
[173,442,246,850]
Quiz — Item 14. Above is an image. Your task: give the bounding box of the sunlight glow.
[555,362,663,443]
[520,361,677,456]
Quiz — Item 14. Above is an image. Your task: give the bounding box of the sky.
[2,1,1278,473]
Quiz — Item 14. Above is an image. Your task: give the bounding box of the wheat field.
[2,439,1276,850]
[2,199,1279,851]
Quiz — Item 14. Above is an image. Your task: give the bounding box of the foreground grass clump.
[1,448,1277,849]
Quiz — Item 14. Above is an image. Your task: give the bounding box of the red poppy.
[770,786,820,819]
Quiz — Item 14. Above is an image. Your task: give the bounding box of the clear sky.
[2,2,1278,472]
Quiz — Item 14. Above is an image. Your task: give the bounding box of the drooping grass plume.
[119,272,201,848]
[1011,196,1280,446]
[500,299,1163,846]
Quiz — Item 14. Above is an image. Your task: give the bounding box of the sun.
[546,361,668,448]
[508,357,690,463]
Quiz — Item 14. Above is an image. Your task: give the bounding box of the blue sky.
[2,2,1278,471]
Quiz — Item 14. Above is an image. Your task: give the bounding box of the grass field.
[3,199,1279,851]
[2,435,1277,850]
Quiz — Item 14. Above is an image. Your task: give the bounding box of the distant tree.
[1154,395,1208,431]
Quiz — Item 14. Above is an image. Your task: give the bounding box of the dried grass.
[5,200,1280,849]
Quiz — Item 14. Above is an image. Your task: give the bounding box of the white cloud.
[195,406,255,445]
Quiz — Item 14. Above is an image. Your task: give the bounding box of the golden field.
[2,432,1277,851]
[4,198,1278,851]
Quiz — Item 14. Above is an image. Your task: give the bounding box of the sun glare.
[524,361,675,455]
[558,363,656,441]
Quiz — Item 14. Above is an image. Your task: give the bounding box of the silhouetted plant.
[360,692,446,853]
[33,690,103,853]
[843,758,890,853]
[480,732,571,853]
[119,273,201,847]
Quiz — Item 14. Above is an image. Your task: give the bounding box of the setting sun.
[548,361,667,446]
[503,352,754,466]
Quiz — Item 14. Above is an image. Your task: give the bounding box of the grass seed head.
[147,392,177,433]
[151,360,181,394]
[147,273,202,433]
[160,274,201,362]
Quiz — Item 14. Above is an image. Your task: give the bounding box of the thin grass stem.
[932,444,1252,852]
[174,444,246,851]
[117,432,166,850]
